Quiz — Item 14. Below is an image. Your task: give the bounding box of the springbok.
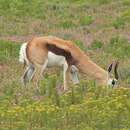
[19,36,119,90]
[19,42,79,87]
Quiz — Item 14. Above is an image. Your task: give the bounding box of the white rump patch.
[19,42,29,65]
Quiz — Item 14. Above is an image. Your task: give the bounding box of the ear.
[108,63,113,73]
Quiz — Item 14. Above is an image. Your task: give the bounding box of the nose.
[112,80,115,85]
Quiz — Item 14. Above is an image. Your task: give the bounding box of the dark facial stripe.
[46,43,77,65]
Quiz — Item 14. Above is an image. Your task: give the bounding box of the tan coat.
[26,36,109,85]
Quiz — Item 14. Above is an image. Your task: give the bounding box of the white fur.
[19,43,29,65]
[48,52,66,67]
[19,43,70,67]
[107,78,117,85]
[19,42,79,86]
[107,79,113,85]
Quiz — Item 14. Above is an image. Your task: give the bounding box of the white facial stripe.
[107,79,113,85]
[107,79,117,85]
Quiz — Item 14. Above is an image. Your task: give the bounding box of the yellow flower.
[35,106,45,112]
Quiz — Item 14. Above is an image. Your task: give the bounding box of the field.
[0,0,130,129]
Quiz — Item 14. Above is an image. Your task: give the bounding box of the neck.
[76,54,109,85]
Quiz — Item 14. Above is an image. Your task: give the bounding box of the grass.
[112,17,125,29]
[0,41,20,61]
[0,78,130,129]
[89,37,130,58]
[0,0,130,129]
[89,39,103,49]
[0,0,129,41]
[104,37,130,58]
[0,37,130,129]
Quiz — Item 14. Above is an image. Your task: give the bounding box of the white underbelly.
[47,52,66,67]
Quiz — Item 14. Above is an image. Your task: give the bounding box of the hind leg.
[33,59,48,89]
[63,64,72,91]
[21,65,35,85]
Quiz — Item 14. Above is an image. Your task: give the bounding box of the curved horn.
[108,63,113,72]
[114,61,119,80]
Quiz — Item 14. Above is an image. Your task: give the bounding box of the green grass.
[0,39,130,129]
[0,0,129,38]
[89,37,130,58]
[112,17,125,29]
[0,77,130,129]
[112,8,130,29]
[55,20,77,28]
[104,37,130,58]
[0,41,20,61]
[89,39,104,49]
[0,0,130,129]
[79,15,94,26]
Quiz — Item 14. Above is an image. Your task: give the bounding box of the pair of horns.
[108,61,119,80]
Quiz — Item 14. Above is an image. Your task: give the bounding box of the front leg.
[63,63,69,90]
[63,64,72,91]
[70,65,79,84]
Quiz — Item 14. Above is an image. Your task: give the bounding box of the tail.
[19,42,29,66]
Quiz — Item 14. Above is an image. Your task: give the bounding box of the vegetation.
[0,0,130,129]
[1,80,130,129]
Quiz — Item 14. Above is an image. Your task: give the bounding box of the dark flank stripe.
[46,43,77,65]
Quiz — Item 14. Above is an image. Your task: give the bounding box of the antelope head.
[107,61,119,86]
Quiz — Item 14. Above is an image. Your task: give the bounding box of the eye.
[112,80,115,85]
